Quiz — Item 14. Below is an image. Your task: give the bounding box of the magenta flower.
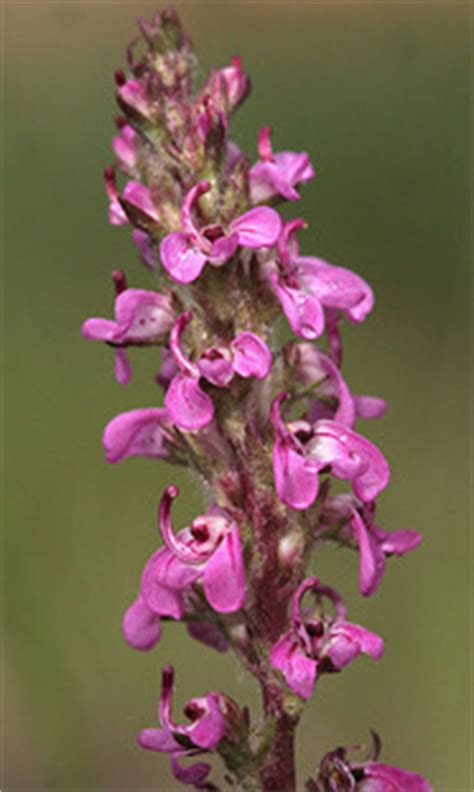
[270,219,374,341]
[160,180,281,283]
[270,577,383,700]
[104,166,160,227]
[249,126,315,204]
[313,740,432,792]
[82,273,174,384]
[319,495,422,597]
[115,72,152,120]
[205,55,250,114]
[139,665,226,788]
[123,485,245,650]
[271,392,390,510]
[288,343,387,428]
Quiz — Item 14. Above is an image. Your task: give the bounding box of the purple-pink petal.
[272,279,325,340]
[270,631,317,700]
[165,373,214,431]
[230,207,282,248]
[295,256,374,323]
[356,762,433,792]
[203,522,245,613]
[102,407,172,463]
[138,727,180,753]
[187,621,229,653]
[187,693,226,749]
[273,437,319,511]
[122,595,162,651]
[160,232,208,284]
[170,755,212,786]
[81,318,117,342]
[208,233,239,265]
[231,332,272,379]
[198,348,234,387]
[354,395,388,420]
[351,509,386,597]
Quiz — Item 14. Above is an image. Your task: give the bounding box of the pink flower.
[320,495,422,597]
[160,180,281,283]
[138,665,226,788]
[270,578,383,700]
[270,220,374,341]
[249,126,315,203]
[314,739,432,792]
[287,343,387,428]
[165,313,272,430]
[271,392,390,510]
[123,486,245,651]
[115,72,152,120]
[81,272,174,384]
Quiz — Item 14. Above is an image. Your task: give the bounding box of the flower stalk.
[83,8,432,791]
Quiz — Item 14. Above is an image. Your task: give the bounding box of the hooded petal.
[113,289,174,342]
[230,207,282,248]
[102,407,172,463]
[231,332,272,379]
[123,181,159,221]
[198,348,234,387]
[351,509,386,597]
[377,528,422,556]
[141,547,201,619]
[208,232,239,265]
[273,436,319,510]
[187,693,226,749]
[165,373,214,431]
[325,621,384,669]
[270,631,317,700]
[309,420,390,502]
[122,595,162,650]
[295,256,374,323]
[203,523,245,613]
[272,279,325,340]
[160,232,208,284]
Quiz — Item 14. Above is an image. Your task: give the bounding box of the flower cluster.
[83,9,431,791]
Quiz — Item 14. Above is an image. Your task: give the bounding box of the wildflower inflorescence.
[83,9,431,791]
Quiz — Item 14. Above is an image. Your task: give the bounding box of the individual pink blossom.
[165,313,272,430]
[270,577,383,700]
[313,741,432,792]
[319,495,422,597]
[206,56,250,114]
[102,407,176,463]
[160,180,281,283]
[104,166,160,227]
[115,71,152,120]
[81,273,174,384]
[270,220,374,341]
[249,126,315,204]
[124,486,245,644]
[271,392,390,510]
[287,343,387,428]
[138,665,226,788]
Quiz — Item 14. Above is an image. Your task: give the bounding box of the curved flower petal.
[122,595,162,650]
[270,631,317,700]
[354,396,388,420]
[171,755,212,786]
[141,547,201,619]
[114,348,132,385]
[165,373,214,431]
[309,420,390,502]
[351,509,386,597]
[81,318,117,341]
[187,693,226,749]
[203,523,245,613]
[160,232,208,284]
[208,233,239,265]
[295,256,374,323]
[230,207,282,248]
[272,278,325,340]
[198,348,234,387]
[113,289,174,342]
[187,621,229,653]
[357,762,433,791]
[102,407,172,463]
[273,436,319,510]
[231,332,272,379]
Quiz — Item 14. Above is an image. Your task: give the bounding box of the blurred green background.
[4,3,470,790]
